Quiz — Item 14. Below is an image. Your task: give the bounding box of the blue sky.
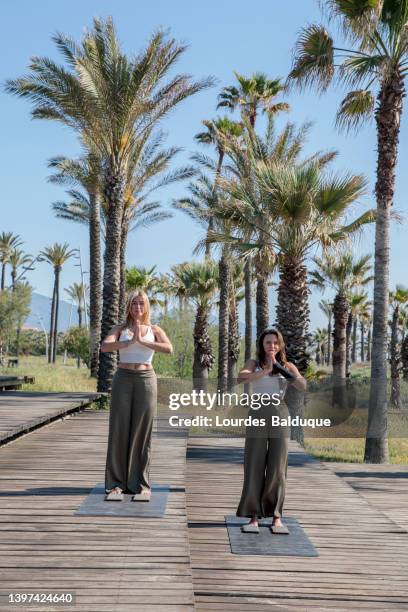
[1,0,407,329]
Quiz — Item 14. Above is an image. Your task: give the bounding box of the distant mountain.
[25,292,76,332]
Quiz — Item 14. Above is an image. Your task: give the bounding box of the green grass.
[305,437,408,464]
[0,355,97,392]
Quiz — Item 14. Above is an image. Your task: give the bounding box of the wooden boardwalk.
[0,400,407,611]
[186,437,408,611]
[0,409,194,611]
[0,392,102,444]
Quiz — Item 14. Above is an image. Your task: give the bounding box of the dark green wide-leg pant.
[105,368,157,494]
[237,403,290,519]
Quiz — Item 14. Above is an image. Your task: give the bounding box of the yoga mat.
[74,483,169,518]
[225,516,319,557]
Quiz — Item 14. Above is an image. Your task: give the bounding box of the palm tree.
[360,306,371,363]
[65,282,88,328]
[172,261,218,386]
[0,233,23,290]
[311,254,372,406]
[173,171,232,391]
[220,154,371,374]
[7,18,213,392]
[65,281,89,368]
[194,117,244,391]
[9,249,32,292]
[389,285,408,409]
[125,265,163,307]
[350,292,370,365]
[218,72,290,361]
[228,261,244,385]
[39,243,75,363]
[313,328,328,365]
[288,1,408,461]
[48,152,102,377]
[319,300,333,366]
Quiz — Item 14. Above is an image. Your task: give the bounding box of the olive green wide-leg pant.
[105,368,157,494]
[237,403,290,519]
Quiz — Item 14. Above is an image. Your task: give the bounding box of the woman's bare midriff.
[118,362,153,371]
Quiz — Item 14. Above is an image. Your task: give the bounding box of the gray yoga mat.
[74,483,169,517]
[225,516,319,557]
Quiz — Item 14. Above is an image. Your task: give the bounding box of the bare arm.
[137,325,173,355]
[100,326,131,353]
[237,359,273,384]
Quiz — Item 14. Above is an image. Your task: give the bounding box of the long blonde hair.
[121,289,151,329]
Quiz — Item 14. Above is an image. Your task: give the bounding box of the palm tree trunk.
[48,280,57,364]
[346,312,352,378]
[401,336,408,381]
[119,221,128,323]
[360,321,365,362]
[52,266,61,363]
[352,317,357,363]
[89,192,102,379]
[1,264,5,291]
[218,246,230,393]
[193,304,213,388]
[276,256,309,373]
[365,75,404,463]
[327,316,332,366]
[256,273,269,341]
[244,259,252,360]
[332,292,348,409]
[97,166,126,393]
[228,280,240,387]
[367,325,372,362]
[390,305,402,409]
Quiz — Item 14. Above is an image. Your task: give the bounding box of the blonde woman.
[101,290,173,502]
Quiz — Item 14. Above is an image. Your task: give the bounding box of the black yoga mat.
[74,483,169,518]
[225,516,319,557]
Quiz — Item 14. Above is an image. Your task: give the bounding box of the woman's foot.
[270,516,289,534]
[241,517,259,533]
[104,486,123,501]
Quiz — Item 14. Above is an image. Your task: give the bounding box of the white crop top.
[118,326,155,364]
[252,365,287,399]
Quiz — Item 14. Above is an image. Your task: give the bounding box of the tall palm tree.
[7,18,213,392]
[228,261,244,385]
[389,285,408,409]
[39,243,75,363]
[9,249,32,292]
[0,233,23,290]
[218,73,290,361]
[313,328,328,365]
[48,152,102,377]
[311,254,372,406]
[319,300,333,366]
[350,292,370,365]
[360,305,371,363]
[65,282,88,328]
[220,154,371,374]
[125,265,163,307]
[288,1,408,461]
[193,117,244,391]
[173,171,232,391]
[172,261,218,386]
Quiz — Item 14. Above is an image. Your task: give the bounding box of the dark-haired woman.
[237,329,306,534]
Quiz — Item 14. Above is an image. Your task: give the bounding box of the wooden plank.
[0,391,103,443]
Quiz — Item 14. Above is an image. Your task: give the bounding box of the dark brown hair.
[256,328,287,368]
